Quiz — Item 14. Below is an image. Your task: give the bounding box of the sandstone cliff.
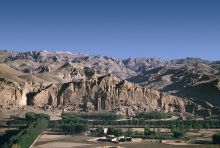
[30,74,214,116]
[0,50,220,117]
[0,63,216,117]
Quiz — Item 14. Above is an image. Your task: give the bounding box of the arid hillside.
[0,50,220,117]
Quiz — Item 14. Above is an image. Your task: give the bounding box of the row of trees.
[144,120,220,129]
[10,114,220,130]
[136,112,172,120]
[25,112,50,121]
[87,119,220,129]
[49,114,220,130]
[2,118,49,148]
[90,126,180,140]
[62,111,124,120]
[6,116,28,127]
[49,116,88,128]
[3,112,50,148]
[60,123,88,135]
[7,112,50,127]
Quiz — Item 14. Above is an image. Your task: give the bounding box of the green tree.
[3,119,48,148]
[92,128,105,136]
[172,127,186,139]
[25,112,36,121]
[124,129,134,137]
[144,126,155,136]
[107,128,122,136]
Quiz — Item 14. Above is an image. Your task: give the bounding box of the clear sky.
[0,0,219,60]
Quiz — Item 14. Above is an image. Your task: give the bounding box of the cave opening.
[26,92,37,105]
[101,97,106,110]
[95,90,108,111]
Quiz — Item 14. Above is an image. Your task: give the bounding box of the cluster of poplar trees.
[3,112,49,148]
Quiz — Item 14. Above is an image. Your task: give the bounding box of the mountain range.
[0,50,220,117]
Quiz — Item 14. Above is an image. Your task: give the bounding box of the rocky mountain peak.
[0,50,220,117]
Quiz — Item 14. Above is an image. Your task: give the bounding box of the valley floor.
[32,134,196,148]
[32,130,220,148]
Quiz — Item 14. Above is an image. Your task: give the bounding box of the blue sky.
[0,0,219,60]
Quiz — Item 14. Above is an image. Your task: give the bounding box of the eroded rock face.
[0,78,26,107]
[0,51,220,117]
[10,74,210,116]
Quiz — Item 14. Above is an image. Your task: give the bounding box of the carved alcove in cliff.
[95,90,108,111]
[26,92,37,105]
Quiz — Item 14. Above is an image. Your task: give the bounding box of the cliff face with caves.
[0,50,219,117]
[0,73,215,117]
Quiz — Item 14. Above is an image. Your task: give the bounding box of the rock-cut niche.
[26,92,37,105]
[96,90,107,111]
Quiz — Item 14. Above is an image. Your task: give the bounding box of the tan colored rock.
[0,61,217,117]
[18,74,214,116]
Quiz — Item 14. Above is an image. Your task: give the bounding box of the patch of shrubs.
[7,112,50,127]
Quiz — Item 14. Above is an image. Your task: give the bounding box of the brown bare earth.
[0,106,62,120]
[31,128,220,148]
[33,134,198,148]
[30,128,220,148]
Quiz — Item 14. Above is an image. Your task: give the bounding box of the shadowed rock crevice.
[57,83,71,106]
[26,92,37,105]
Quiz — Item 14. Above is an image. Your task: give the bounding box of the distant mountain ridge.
[0,50,220,117]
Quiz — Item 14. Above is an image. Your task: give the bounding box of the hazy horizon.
[1,49,219,62]
[0,0,219,60]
